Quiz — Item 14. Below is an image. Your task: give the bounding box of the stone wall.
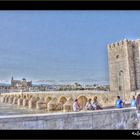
[0,108,138,129]
[133,40,140,89]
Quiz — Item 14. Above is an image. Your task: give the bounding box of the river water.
[0,102,64,116]
[0,102,132,116]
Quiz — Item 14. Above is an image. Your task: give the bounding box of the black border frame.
[0,130,140,139]
[0,0,140,139]
[0,0,139,10]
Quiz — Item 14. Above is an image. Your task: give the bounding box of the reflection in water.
[0,102,63,116]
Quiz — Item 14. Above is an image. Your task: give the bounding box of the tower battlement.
[107,38,140,99]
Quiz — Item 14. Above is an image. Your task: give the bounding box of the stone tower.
[107,39,140,100]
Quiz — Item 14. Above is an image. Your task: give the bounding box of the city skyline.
[0,11,140,83]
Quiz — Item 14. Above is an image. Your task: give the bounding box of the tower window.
[119,86,122,91]
[116,55,119,59]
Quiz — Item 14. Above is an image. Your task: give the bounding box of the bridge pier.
[45,96,52,109]
[5,96,10,103]
[36,97,47,110]
[17,98,23,106]
[8,96,14,104]
[12,96,19,104]
[47,97,57,111]
[63,97,73,112]
[29,97,40,109]
[0,96,5,103]
[23,98,29,107]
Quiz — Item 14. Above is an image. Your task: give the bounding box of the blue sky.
[0,11,140,82]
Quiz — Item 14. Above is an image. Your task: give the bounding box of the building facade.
[107,39,140,99]
[11,77,32,88]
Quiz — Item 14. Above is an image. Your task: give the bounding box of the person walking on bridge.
[115,96,124,108]
[85,98,94,110]
[131,96,136,108]
[73,99,80,112]
[92,96,103,110]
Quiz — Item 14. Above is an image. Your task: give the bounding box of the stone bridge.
[0,90,139,112]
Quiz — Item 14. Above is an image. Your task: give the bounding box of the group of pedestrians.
[115,95,136,108]
[73,96,102,112]
[85,96,103,110]
[73,95,137,112]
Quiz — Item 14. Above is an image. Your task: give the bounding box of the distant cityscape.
[0,77,109,93]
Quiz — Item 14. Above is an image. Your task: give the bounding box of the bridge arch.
[77,95,87,109]
[36,96,40,101]
[28,95,32,99]
[47,97,58,111]
[58,96,67,104]
[45,96,52,105]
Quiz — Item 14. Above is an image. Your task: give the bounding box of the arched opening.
[59,96,67,104]
[136,94,140,109]
[116,55,119,59]
[47,97,57,111]
[36,97,40,101]
[29,95,32,99]
[6,96,10,102]
[77,95,87,110]
[39,96,45,101]
[56,96,67,110]
[9,96,14,104]
[45,96,52,105]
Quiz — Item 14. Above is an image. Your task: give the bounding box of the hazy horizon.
[0,11,140,83]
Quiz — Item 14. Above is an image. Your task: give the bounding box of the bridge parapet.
[0,108,138,129]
